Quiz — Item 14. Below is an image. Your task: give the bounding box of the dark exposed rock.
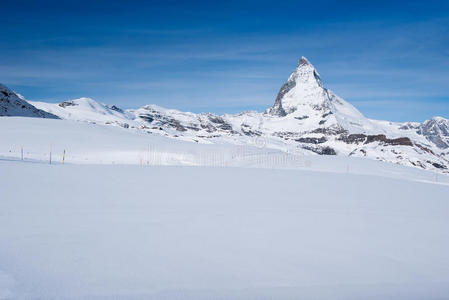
[200,123,216,133]
[186,126,201,132]
[349,148,367,156]
[138,111,186,132]
[339,134,413,146]
[321,146,337,155]
[242,130,261,136]
[139,115,154,123]
[218,123,233,131]
[303,145,337,155]
[409,160,426,169]
[208,115,225,124]
[414,143,435,155]
[267,80,295,116]
[338,134,367,144]
[312,103,329,111]
[365,135,413,146]
[273,131,302,139]
[109,105,124,113]
[241,124,262,136]
[311,126,346,135]
[105,121,129,129]
[295,137,327,144]
[429,161,447,169]
[59,101,78,108]
[295,115,309,120]
[172,121,187,132]
[188,114,235,133]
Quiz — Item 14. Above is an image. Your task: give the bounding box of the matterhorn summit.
[266,56,372,135]
[268,56,326,117]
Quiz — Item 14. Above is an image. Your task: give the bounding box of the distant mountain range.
[2,57,448,172]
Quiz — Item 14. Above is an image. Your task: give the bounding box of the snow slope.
[266,57,375,134]
[0,84,58,119]
[1,161,449,299]
[1,117,448,185]
[29,98,135,128]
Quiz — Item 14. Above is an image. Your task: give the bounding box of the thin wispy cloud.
[1,0,448,121]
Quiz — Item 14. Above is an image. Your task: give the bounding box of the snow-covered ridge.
[0,83,58,119]
[29,97,134,128]
[417,116,449,149]
[2,57,449,172]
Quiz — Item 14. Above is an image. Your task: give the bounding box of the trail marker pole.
[62,150,66,165]
[21,146,23,161]
[49,144,52,165]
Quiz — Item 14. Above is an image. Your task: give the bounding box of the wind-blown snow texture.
[1,160,449,299]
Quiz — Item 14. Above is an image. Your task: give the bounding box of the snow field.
[1,117,448,185]
[1,161,449,299]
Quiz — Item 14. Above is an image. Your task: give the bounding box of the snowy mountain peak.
[265,58,383,135]
[267,57,330,117]
[268,57,350,121]
[293,56,322,84]
[431,116,449,123]
[30,96,131,125]
[298,56,311,65]
[70,97,104,108]
[74,97,95,103]
[418,116,449,149]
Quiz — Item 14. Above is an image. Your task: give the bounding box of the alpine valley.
[1,57,449,172]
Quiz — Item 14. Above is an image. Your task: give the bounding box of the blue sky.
[1,0,449,122]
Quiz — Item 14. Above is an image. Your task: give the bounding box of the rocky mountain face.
[268,56,327,117]
[2,57,449,172]
[417,117,449,149]
[0,84,58,119]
